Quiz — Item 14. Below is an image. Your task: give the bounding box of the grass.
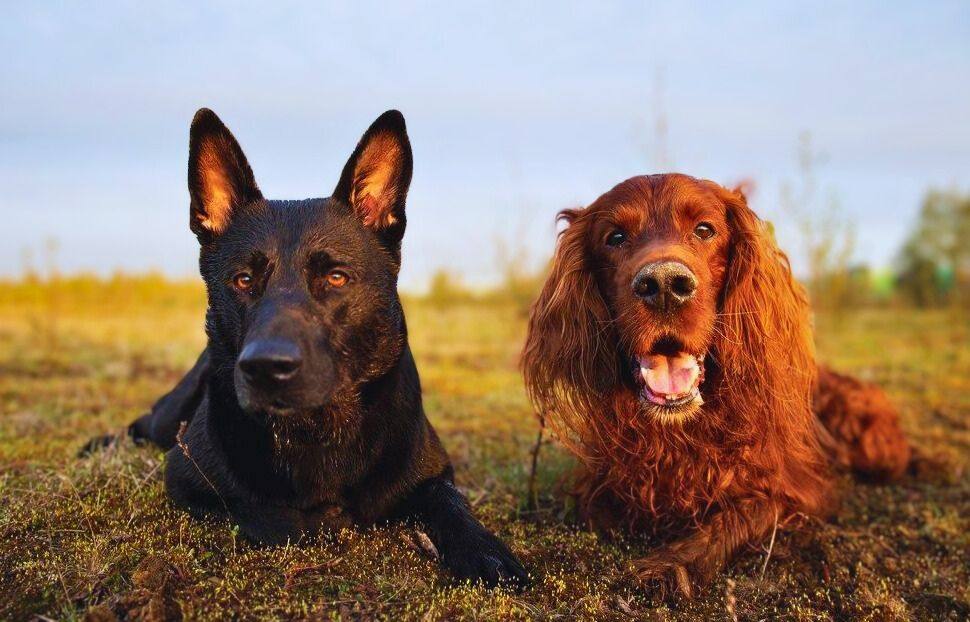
[1,276,967,620]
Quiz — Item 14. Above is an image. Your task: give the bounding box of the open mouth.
[633,337,705,413]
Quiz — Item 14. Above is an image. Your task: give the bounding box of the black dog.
[83,108,528,588]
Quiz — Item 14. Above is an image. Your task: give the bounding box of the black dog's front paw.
[408,477,530,589]
[440,528,529,590]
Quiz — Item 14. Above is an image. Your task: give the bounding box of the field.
[1,277,967,621]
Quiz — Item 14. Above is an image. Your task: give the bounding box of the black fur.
[82,109,528,589]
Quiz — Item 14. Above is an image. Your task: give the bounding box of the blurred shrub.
[420,230,548,316]
[479,265,547,319]
[424,269,474,308]
[781,132,857,317]
[894,188,970,308]
[0,272,205,314]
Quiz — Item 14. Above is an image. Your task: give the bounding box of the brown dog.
[522,173,910,598]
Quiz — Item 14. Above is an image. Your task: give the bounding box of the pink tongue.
[641,352,699,396]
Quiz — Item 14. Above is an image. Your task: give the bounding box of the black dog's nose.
[238,339,303,384]
[632,261,697,311]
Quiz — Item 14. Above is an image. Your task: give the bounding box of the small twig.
[45,529,74,606]
[176,421,228,512]
[760,508,779,579]
[125,460,164,529]
[615,594,635,617]
[724,578,738,622]
[284,558,342,589]
[526,414,545,512]
[413,529,439,560]
[59,475,97,541]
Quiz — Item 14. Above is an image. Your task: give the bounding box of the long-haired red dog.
[522,174,911,598]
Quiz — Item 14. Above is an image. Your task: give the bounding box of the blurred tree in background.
[781,132,858,316]
[895,188,970,307]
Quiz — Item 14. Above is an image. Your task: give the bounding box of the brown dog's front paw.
[632,553,697,600]
[633,547,712,600]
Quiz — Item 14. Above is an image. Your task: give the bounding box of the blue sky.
[2,1,968,288]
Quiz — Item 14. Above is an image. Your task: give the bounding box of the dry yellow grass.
[1,276,967,620]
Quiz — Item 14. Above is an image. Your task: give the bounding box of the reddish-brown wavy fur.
[815,366,911,481]
[522,174,910,598]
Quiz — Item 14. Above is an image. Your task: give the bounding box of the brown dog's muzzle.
[632,260,698,312]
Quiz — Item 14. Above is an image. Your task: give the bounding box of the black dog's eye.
[606,230,627,247]
[233,272,254,291]
[325,269,350,288]
[694,222,715,240]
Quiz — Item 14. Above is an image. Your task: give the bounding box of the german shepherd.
[83,109,528,588]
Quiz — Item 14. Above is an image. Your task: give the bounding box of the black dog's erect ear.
[187,108,262,242]
[333,110,413,248]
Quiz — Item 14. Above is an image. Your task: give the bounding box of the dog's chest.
[271,441,358,507]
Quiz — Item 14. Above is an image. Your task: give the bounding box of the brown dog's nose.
[239,339,303,386]
[633,261,697,311]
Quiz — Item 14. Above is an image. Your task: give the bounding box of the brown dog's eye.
[326,270,350,288]
[694,223,715,240]
[606,230,627,247]
[233,272,254,291]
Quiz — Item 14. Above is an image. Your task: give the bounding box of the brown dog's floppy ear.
[333,110,413,251]
[716,184,831,510]
[717,185,817,429]
[522,210,619,446]
[187,108,262,242]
